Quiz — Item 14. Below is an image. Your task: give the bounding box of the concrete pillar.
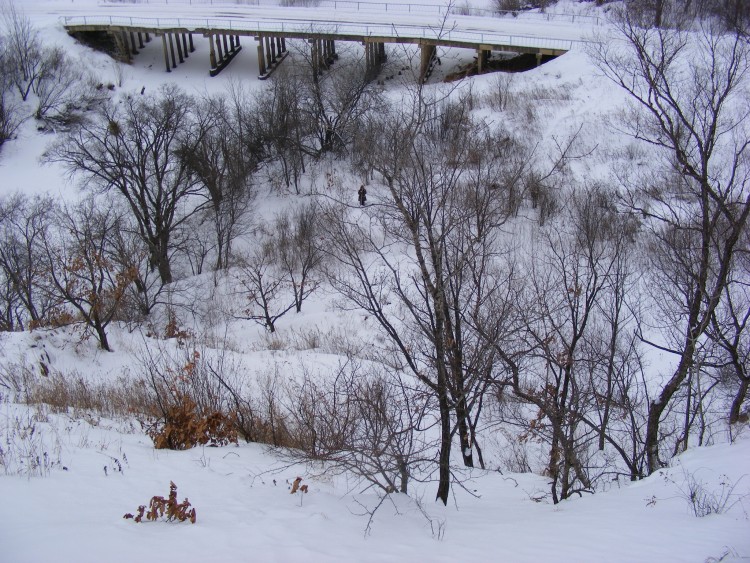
[168,33,177,69]
[129,31,138,55]
[182,34,189,58]
[477,48,488,74]
[162,34,171,72]
[420,44,436,82]
[276,36,283,55]
[137,32,144,49]
[379,42,385,63]
[189,33,195,52]
[146,32,151,42]
[311,39,319,77]
[270,36,277,61]
[222,34,229,55]
[257,36,266,75]
[536,53,543,66]
[215,34,224,61]
[175,33,184,64]
[209,33,217,69]
[265,36,273,68]
[116,30,131,62]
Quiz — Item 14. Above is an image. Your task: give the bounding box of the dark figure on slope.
[358,185,367,206]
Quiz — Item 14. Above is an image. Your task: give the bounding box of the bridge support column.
[137,32,144,49]
[176,33,185,64]
[128,31,138,55]
[363,42,385,81]
[189,33,195,52]
[364,42,377,81]
[206,31,243,76]
[145,32,151,42]
[310,38,319,78]
[477,48,489,74]
[209,33,217,70]
[257,35,266,76]
[161,34,171,72]
[256,35,287,79]
[215,34,224,61]
[113,31,131,63]
[168,33,178,69]
[536,52,543,66]
[419,43,436,83]
[265,36,273,68]
[181,34,189,58]
[317,39,327,70]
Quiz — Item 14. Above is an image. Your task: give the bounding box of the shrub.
[143,392,238,450]
[124,481,196,524]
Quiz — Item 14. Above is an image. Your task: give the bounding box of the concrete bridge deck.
[61,2,590,80]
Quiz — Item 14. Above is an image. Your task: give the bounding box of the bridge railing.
[63,14,579,50]
[101,0,603,25]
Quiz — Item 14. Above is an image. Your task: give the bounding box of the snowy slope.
[0,1,748,562]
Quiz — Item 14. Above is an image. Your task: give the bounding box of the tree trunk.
[94,320,111,352]
[645,342,694,474]
[729,377,749,424]
[152,234,172,285]
[435,383,451,505]
[454,397,474,468]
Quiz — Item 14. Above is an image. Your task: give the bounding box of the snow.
[0,1,749,562]
[1,399,748,562]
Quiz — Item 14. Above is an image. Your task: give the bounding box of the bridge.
[60,2,590,82]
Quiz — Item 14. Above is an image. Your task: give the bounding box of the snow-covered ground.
[0,1,749,562]
[1,398,748,563]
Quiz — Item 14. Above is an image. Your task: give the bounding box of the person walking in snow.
[358,185,367,206]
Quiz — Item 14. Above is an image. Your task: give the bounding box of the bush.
[143,393,238,450]
[124,481,196,524]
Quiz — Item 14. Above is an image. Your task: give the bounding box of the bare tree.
[321,90,527,504]
[181,91,262,270]
[40,197,136,351]
[272,203,324,313]
[1,0,44,101]
[33,48,105,128]
[254,69,307,192]
[707,226,750,424]
[108,217,166,319]
[280,360,431,496]
[0,35,25,149]
[299,48,381,156]
[233,234,296,333]
[519,187,645,500]
[591,20,750,473]
[0,194,59,329]
[46,85,204,285]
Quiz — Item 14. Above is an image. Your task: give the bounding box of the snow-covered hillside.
[0,1,748,561]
